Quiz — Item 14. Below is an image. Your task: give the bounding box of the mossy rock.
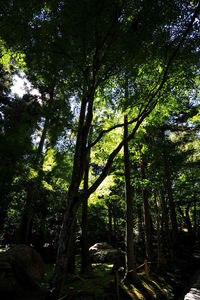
[0,244,45,296]
[89,242,123,264]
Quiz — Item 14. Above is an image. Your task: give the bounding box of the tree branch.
[88,115,140,149]
[81,4,200,199]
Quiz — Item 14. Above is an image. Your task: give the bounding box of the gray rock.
[89,242,122,263]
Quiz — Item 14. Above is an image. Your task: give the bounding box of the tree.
[0,69,41,232]
[124,115,137,281]
[138,142,154,260]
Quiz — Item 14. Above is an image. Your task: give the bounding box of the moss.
[120,271,176,300]
[44,263,55,281]
[43,260,176,300]
[60,262,116,298]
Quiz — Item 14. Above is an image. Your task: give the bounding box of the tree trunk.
[137,201,144,243]
[159,187,174,259]
[138,145,153,261]
[107,200,113,244]
[0,195,7,231]
[51,93,94,296]
[185,205,192,235]
[81,149,90,273]
[194,192,197,237]
[17,181,36,244]
[51,191,81,294]
[67,217,77,274]
[154,193,167,268]
[113,214,117,247]
[179,206,192,236]
[124,115,137,282]
[51,82,162,296]
[166,179,178,240]
[162,139,178,243]
[17,117,48,244]
[191,171,197,237]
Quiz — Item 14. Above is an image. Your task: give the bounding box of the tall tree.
[138,143,154,260]
[124,115,137,282]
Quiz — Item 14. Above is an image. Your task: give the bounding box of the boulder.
[0,244,45,294]
[0,255,17,293]
[89,242,122,263]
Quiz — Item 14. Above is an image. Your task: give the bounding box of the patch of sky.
[31,117,46,149]
[11,71,40,98]
[56,129,76,153]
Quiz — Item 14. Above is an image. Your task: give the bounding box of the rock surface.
[0,244,45,294]
[89,242,123,263]
[184,249,200,300]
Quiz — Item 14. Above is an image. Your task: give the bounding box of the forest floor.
[1,262,188,300]
[2,233,200,299]
[43,234,200,300]
[42,261,175,300]
[180,246,200,299]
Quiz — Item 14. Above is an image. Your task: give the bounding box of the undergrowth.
[44,257,176,299]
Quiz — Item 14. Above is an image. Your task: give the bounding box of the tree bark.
[154,193,167,268]
[162,144,178,243]
[107,200,113,244]
[51,92,95,295]
[179,205,192,235]
[17,116,49,244]
[137,201,144,243]
[51,96,145,296]
[159,186,173,259]
[138,144,153,260]
[67,217,77,274]
[191,170,197,237]
[124,115,137,282]
[81,143,91,273]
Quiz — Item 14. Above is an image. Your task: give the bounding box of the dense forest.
[0,0,200,299]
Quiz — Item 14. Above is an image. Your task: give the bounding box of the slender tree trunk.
[81,127,93,273]
[124,115,137,282]
[138,145,153,260]
[194,192,197,237]
[185,207,192,235]
[17,183,36,244]
[197,210,200,240]
[0,207,8,236]
[160,188,169,237]
[154,193,166,268]
[123,118,154,299]
[162,143,178,242]
[166,179,178,239]
[51,93,95,296]
[137,201,144,243]
[67,217,77,274]
[81,151,90,273]
[107,200,113,244]
[34,209,47,249]
[179,206,192,235]
[52,190,82,294]
[159,187,173,259]
[17,117,49,244]
[191,171,197,237]
[113,214,117,247]
[51,82,160,296]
